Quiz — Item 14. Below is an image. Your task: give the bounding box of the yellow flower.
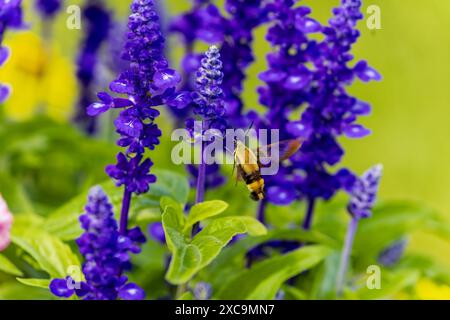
[0,32,77,122]
[416,278,450,300]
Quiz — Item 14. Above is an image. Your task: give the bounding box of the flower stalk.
[336,164,383,295]
[302,198,316,230]
[336,216,359,295]
[188,45,226,204]
[119,188,132,235]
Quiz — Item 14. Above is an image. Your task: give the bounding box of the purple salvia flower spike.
[49,186,146,300]
[254,0,380,228]
[336,164,383,295]
[193,45,225,123]
[189,46,226,205]
[347,164,383,219]
[88,0,182,235]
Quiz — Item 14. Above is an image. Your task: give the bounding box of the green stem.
[176,283,188,299]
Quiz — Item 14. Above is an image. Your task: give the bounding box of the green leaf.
[354,201,438,267]
[161,197,187,252]
[164,215,267,285]
[16,278,51,289]
[11,225,81,278]
[160,196,185,214]
[188,217,267,279]
[217,245,332,300]
[135,207,162,225]
[135,170,190,208]
[309,251,341,300]
[184,200,228,232]
[178,291,195,300]
[356,269,420,300]
[166,243,202,285]
[423,219,450,242]
[162,199,197,284]
[0,254,23,276]
[0,172,34,214]
[206,228,337,287]
[282,286,308,300]
[198,216,267,239]
[0,281,54,299]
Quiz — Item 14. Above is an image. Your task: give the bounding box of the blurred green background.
[1,0,450,267]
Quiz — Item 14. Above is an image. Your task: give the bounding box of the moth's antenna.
[245,121,255,135]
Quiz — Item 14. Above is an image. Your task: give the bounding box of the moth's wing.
[234,141,259,184]
[235,165,245,185]
[231,153,244,185]
[235,141,259,166]
[258,138,304,165]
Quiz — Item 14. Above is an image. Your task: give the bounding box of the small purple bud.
[149,222,165,244]
[166,91,192,109]
[354,61,382,82]
[49,278,75,298]
[284,73,311,90]
[259,70,287,83]
[153,69,181,90]
[0,47,10,66]
[113,98,133,108]
[343,124,371,138]
[0,85,11,103]
[267,186,296,206]
[114,116,143,138]
[194,282,212,300]
[98,92,113,104]
[110,80,132,94]
[296,17,321,33]
[87,102,109,116]
[118,283,145,300]
[286,121,311,138]
[352,101,372,116]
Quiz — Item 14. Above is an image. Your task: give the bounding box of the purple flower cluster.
[256,0,381,228]
[191,45,225,130]
[0,0,24,103]
[75,0,111,134]
[49,186,146,300]
[347,164,383,219]
[35,0,62,18]
[88,0,190,233]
